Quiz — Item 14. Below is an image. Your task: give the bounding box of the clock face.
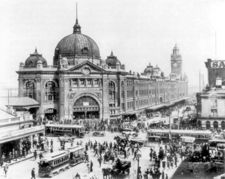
[82,67,90,75]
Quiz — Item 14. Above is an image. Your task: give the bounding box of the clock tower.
[171,44,182,76]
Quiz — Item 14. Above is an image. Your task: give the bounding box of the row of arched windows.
[205,120,225,129]
[24,80,58,101]
[45,81,57,101]
[109,81,116,101]
[25,81,36,99]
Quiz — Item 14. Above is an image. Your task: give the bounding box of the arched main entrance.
[73,96,100,120]
[44,108,57,120]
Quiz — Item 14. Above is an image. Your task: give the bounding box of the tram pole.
[169,111,172,143]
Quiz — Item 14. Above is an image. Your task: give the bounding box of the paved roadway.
[0,132,178,179]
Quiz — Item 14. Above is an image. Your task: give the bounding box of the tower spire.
[76,3,78,24]
[73,3,81,33]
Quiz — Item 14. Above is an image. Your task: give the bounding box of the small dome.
[144,63,153,74]
[25,49,47,68]
[105,51,121,68]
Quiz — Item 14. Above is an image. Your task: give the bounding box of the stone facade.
[196,90,225,129]
[17,16,188,123]
[205,59,225,88]
[197,58,225,129]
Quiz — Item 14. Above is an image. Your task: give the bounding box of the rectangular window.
[80,79,85,87]
[72,79,78,87]
[87,79,92,86]
[94,79,99,87]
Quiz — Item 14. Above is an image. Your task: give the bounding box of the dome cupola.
[24,48,47,68]
[53,5,100,66]
[105,51,121,68]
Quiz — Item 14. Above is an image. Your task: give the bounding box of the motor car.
[92,131,105,137]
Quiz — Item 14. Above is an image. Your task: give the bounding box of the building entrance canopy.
[0,125,44,144]
[6,97,39,109]
[73,96,100,119]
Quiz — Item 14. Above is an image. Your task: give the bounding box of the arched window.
[81,47,89,55]
[25,81,35,99]
[121,81,125,98]
[221,121,225,130]
[109,81,116,106]
[206,121,211,129]
[45,81,57,101]
[213,121,218,129]
[160,97,163,103]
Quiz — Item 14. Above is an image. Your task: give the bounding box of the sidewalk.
[3,150,44,167]
[157,154,184,179]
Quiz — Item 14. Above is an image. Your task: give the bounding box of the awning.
[147,104,166,111]
[0,125,45,144]
[164,97,190,107]
[0,108,17,121]
[6,97,39,108]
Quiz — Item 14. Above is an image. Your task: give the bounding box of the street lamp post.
[136,152,142,179]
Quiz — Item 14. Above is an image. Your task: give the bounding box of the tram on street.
[38,151,70,177]
[38,146,86,177]
[209,139,225,149]
[148,129,212,142]
[45,124,85,137]
[67,146,85,166]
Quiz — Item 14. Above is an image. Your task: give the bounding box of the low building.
[0,108,44,162]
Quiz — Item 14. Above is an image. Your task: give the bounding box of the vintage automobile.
[92,131,105,137]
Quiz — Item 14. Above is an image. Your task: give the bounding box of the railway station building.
[17,14,188,126]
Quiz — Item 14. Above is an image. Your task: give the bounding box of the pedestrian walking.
[165,173,168,179]
[3,163,8,177]
[90,160,93,172]
[39,153,43,160]
[98,155,102,167]
[34,150,37,160]
[31,168,36,179]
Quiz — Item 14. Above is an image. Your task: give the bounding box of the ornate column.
[59,76,65,121]
[218,121,221,129]
[18,77,24,97]
[64,78,70,119]
[102,75,110,121]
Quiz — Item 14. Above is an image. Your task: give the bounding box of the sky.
[1,0,225,92]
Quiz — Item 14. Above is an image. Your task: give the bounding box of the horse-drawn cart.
[102,159,131,178]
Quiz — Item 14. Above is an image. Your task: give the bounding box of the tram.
[45,124,85,137]
[38,146,85,177]
[67,146,85,166]
[38,151,70,177]
[148,129,212,142]
[209,139,225,149]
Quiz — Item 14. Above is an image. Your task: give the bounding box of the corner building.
[196,59,225,129]
[17,16,188,125]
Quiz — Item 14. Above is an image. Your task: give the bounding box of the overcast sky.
[1,0,225,91]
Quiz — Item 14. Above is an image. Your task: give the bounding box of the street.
[0,131,177,179]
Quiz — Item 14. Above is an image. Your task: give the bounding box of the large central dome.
[53,18,100,66]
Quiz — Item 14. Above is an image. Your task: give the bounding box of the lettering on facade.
[210,61,225,69]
